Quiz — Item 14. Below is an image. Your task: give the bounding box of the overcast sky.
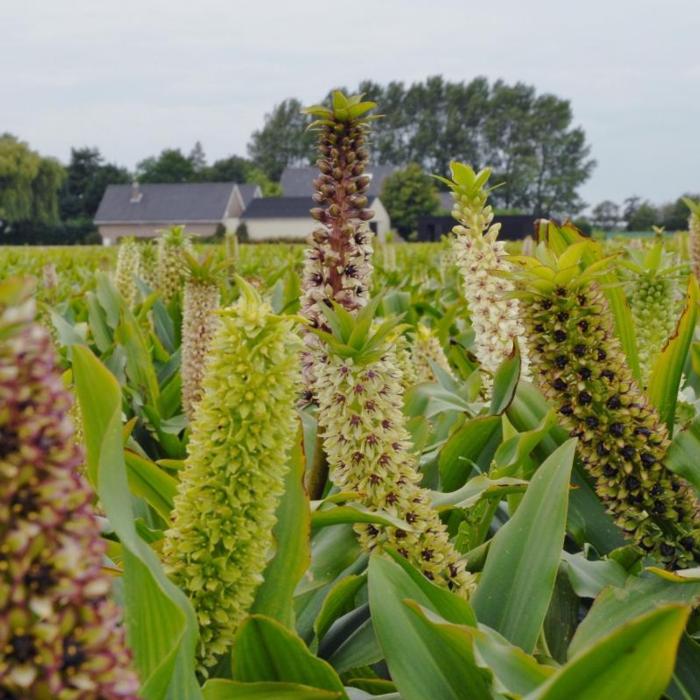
[3,0,699,208]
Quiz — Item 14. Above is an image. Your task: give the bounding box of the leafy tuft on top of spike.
[313,296,406,366]
[304,90,378,127]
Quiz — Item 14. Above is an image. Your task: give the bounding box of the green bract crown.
[314,297,406,365]
[508,239,614,296]
[304,90,378,127]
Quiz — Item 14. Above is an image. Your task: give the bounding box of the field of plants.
[3,91,700,700]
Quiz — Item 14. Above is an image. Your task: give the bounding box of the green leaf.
[314,575,366,643]
[406,603,554,697]
[560,551,628,598]
[368,554,487,700]
[116,307,160,404]
[124,450,177,522]
[253,432,310,627]
[647,276,699,432]
[667,414,700,492]
[432,474,527,511]
[438,415,501,491]
[472,439,576,652]
[490,343,521,414]
[232,615,346,697]
[72,345,201,700]
[202,680,341,699]
[526,605,689,700]
[569,569,700,657]
[311,504,410,531]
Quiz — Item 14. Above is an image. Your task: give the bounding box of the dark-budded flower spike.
[509,225,700,569]
[0,278,139,698]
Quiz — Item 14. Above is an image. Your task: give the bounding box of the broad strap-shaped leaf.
[73,345,201,700]
[647,275,699,432]
[368,555,486,700]
[526,605,689,700]
[490,342,521,415]
[232,615,347,697]
[202,680,341,699]
[569,569,700,657]
[438,415,502,490]
[253,432,311,627]
[472,439,576,652]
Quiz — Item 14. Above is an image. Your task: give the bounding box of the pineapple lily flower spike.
[0,277,139,697]
[299,91,378,400]
[163,276,301,672]
[508,230,700,569]
[312,298,476,596]
[437,162,531,390]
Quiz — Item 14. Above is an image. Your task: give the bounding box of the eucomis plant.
[621,234,685,384]
[0,278,139,698]
[299,91,377,399]
[313,299,475,595]
[163,279,301,671]
[438,161,530,389]
[509,228,700,568]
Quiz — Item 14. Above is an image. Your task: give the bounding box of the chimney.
[130,181,142,203]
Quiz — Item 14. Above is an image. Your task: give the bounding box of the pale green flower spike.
[163,278,301,671]
[314,300,476,597]
[114,237,141,306]
[623,238,684,385]
[412,323,454,383]
[439,162,530,389]
[157,225,193,303]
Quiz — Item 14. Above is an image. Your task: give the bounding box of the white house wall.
[245,203,391,243]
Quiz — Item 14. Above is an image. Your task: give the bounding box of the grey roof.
[242,197,315,219]
[237,183,261,209]
[94,182,238,223]
[280,164,398,198]
[243,195,383,220]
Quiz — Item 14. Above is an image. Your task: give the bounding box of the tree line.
[1,75,696,243]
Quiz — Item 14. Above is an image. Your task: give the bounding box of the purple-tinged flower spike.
[299,91,377,401]
[438,162,530,390]
[181,253,221,421]
[314,301,475,596]
[0,278,139,699]
[509,231,700,569]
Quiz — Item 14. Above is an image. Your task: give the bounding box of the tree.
[380,163,440,236]
[591,200,621,230]
[0,134,65,227]
[625,200,659,231]
[247,98,317,181]
[189,141,207,176]
[250,77,594,213]
[60,147,130,221]
[658,194,700,231]
[137,148,197,183]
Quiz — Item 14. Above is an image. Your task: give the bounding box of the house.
[242,196,391,242]
[240,165,395,241]
[94,182,261,245]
